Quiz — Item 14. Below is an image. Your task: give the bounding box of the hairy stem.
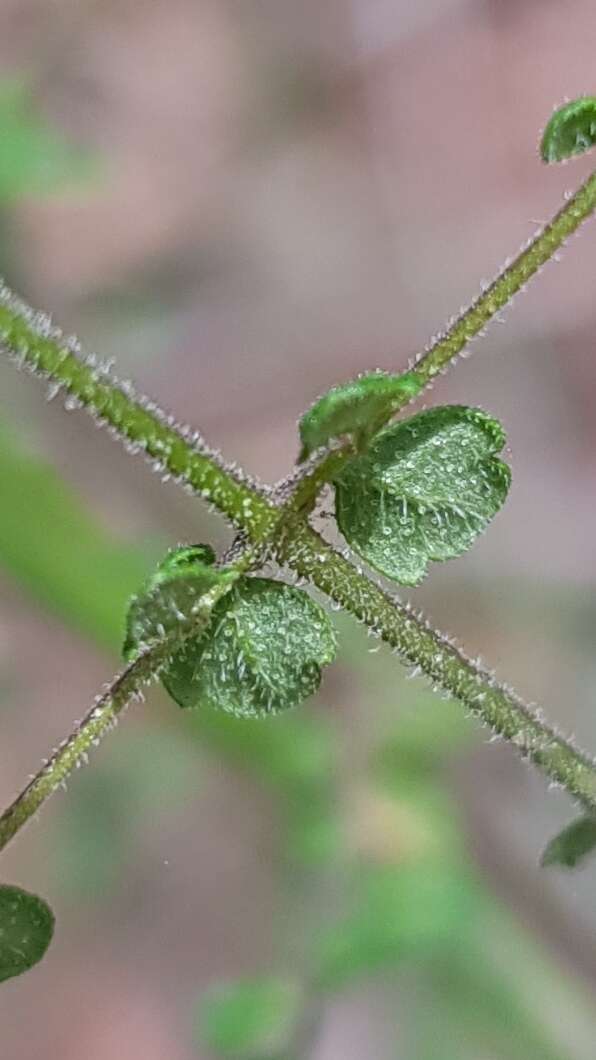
[413,171,596,383]
[279,522,596,811]
[0,570,245,851]
[0,283,275,539]
[276,173,596,510]
[0,645,166,851]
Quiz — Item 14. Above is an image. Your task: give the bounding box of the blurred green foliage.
[48,726,203,898]
[0,80,91,201]
[0,426,154,647]
[315,862,476,990]
[198,976,302,1058]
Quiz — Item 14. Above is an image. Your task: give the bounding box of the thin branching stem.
[274,170,596,503]
[0,283,276,540]
[0,562,250,851]
[278,522,596,811]
[2,169,596,842]
[0,644,167,852]
[413,171,596,383]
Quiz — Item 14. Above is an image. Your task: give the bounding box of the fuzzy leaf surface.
[123,544,228,660]
[162,577,337,718]
[541,97,596,163]
[298,370,423,460]
[335,405,510,585]
[0,884,54,983]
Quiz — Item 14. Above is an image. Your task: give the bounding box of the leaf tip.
[540,96,596,164]
[541,814,596,870]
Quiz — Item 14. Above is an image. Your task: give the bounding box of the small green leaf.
[0,884,54,983]
[298,370,424,461]
[125,551,337,717]
[541,814,596,869]
[540,97,596,163]
[123,544,229,660]
[197,976,302,1058]
[162,577,337,717]
[149,543,217,579]
[335,405,510,585]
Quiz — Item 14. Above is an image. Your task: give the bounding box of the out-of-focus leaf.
[541,97,596,163]
[316,863,478,989]
[284,795,341,866]
[417,936,570,1060]
[541,814,596,869]
[0,80,92,201]
[373,694,473,784]
[0,884,54,983]
[335,406,510,585]
[0,425,155,647]
[345,781,463,867]
[49,726,202,899]
[188,704,335,792]
[197,975,302,1058]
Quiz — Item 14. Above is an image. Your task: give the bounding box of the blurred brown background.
[1,1,596,1057]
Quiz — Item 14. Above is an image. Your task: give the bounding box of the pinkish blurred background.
[1,1,596,1057]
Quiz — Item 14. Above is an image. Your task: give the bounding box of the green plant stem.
[279,522,596,810]
[274,448,353,514]
[0,283,275,540]
[0,644,166,852]
[0,568,245,852]
[413,170,596,383]
[3,170,596,839]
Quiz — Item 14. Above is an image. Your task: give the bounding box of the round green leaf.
[162,577,337,718]
[198,975,302,1058]
[0,884,54,983]
[298,370,424,461]
[541,97,596,163]
[335,405,510,585]
[123,544,227,660]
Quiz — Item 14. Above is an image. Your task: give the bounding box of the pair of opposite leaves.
[125,404,511,719]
